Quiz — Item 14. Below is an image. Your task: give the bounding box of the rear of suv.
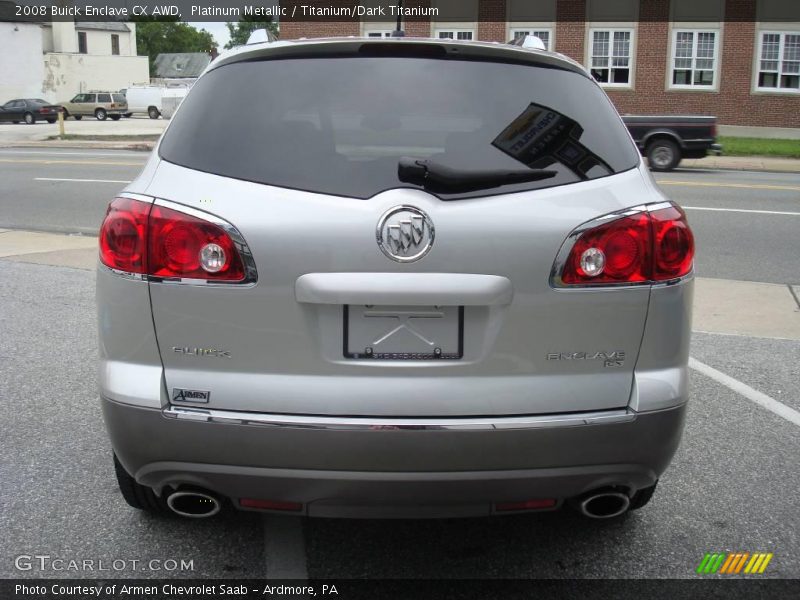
[98,37,694,520]
[61,91,128,121]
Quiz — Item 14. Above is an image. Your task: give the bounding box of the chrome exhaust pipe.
[166,490,222,518]
[578,491,630,519]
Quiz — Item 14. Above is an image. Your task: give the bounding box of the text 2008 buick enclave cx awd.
[98,36,693,520]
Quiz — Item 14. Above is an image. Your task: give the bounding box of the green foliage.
[224,15,278,49]
[718,137,800,158]
[133,16,216,75]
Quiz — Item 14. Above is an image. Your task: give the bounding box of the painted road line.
[35,177,131,184]
[689,357,800,427]
[658,180,800,192]
[263,516,308,579]
[683,206,800,217]
[0,158,143,166]
[0,150,145,157]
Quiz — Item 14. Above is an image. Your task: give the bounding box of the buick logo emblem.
[376,206,434,263]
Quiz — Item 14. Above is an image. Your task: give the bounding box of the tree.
[133,17,216,75]
[224,15,278,49]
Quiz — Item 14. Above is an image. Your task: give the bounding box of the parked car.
[0,98,62,124]
[124,85,166,119]
[99,36,694,521]
[623,115,722,171]
[60,92,128,121]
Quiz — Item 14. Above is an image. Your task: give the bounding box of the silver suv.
[98,37,694,520]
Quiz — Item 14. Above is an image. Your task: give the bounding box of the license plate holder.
[343,305,464,360]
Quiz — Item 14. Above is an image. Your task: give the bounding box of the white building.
[0,3,149,103]
[41,21,149,101]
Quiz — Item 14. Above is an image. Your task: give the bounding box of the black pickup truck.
[622,115,723,171]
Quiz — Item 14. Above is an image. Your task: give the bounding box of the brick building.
[281,0,800,128]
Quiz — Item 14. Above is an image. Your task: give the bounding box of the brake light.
[557,204,694,286]
[99,197,250,282]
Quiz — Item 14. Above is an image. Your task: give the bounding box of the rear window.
[112,94,126,103]
[160,56,639,200]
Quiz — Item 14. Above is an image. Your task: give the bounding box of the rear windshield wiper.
[398,157,557,195]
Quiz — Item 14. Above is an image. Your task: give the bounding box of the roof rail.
[508,35,546,51]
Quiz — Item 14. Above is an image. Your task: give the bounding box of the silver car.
[98,36,694,520]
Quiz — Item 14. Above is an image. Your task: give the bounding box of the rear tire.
[74,115,82,121]
[113,454,170,515]
[647,139,681,171]
[95,108,107,121]
[629,481,658,511]
[148,106,160,119]
[24,112,35,125]
[46,118,56,124]
[110,114,121,121]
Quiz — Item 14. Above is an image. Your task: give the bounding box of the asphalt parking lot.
[0,146,798,582]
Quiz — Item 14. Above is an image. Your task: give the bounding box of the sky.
[189,22,232,50]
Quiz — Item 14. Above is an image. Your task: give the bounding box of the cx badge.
[376,205,435,263]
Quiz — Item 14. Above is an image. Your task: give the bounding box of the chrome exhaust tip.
[579,491,631,519]
[166,490,222,518]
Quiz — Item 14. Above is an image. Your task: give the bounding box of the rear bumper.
[103,398,687,518]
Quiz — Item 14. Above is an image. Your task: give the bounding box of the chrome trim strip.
[163,406,636,431]
[549,201,692,290]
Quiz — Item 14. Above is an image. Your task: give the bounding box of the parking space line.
[35,177,131,184]
[689,357,800,427]
[683,206,800,217]
[263,516,308,579]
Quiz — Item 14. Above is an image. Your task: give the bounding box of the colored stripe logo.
[696,552,773,574]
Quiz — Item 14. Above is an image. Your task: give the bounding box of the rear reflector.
[239,498,303,512]
[495,499,557,512]
[557,203,694,286]
[99,197,251,282]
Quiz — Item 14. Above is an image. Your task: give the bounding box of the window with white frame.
[435,29,474,40]
[757,32,800,91]
[671,30,718,87]
[589,29,634,86]
[509,28,553,51]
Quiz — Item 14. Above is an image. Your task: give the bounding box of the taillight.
[555,203,694,286]
[99,197,148,273]
[99,197,252,282]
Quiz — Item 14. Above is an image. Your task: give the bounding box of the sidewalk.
[679,155,800,173]
[2,229,799,340]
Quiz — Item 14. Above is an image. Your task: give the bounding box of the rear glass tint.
[160,56,639,199]
[113,94,126,103]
